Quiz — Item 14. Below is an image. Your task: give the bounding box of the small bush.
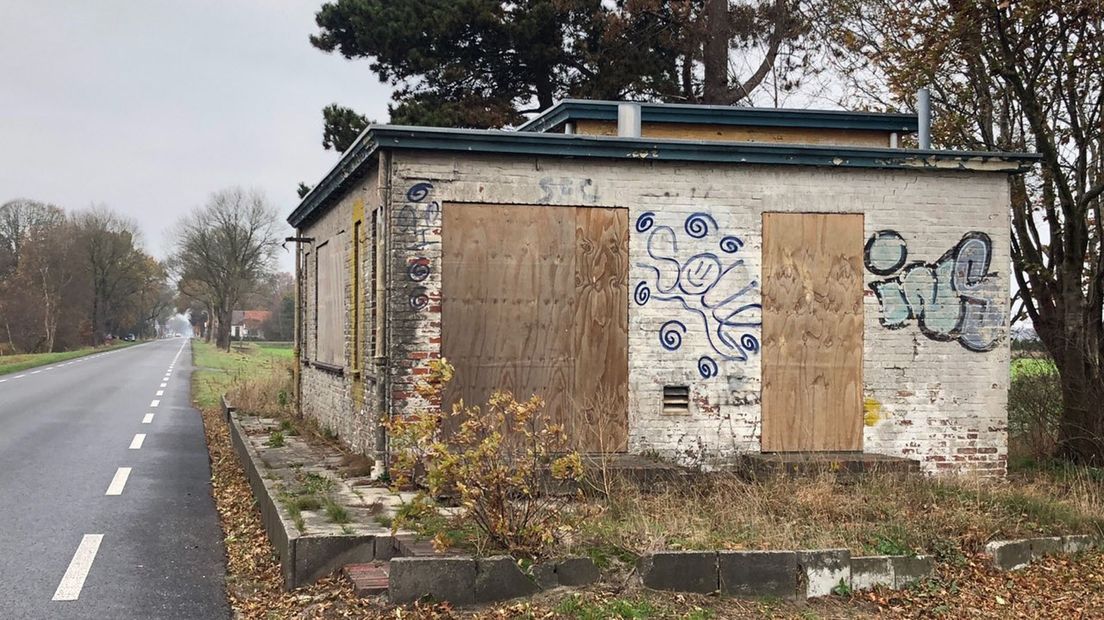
[266,430,285,448]
[387,358,585,559]
[1008,360,1062,459]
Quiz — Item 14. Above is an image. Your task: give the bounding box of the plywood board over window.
[760,212,864,452]
[315,233,347,367]
[441,203,629,453]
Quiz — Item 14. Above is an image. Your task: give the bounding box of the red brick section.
[344,561,390,596]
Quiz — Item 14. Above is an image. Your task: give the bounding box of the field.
[0,340,140,376]
[191,340,294,409]
[1011,355,1057,378]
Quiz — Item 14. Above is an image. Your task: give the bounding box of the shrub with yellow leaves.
[386,358,585,559]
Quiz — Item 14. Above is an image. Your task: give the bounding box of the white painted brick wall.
[386,152,1010,475]
[299,150,1011,476]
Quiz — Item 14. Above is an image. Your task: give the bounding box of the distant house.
[231,310,271,340]
[288,99,1037,476]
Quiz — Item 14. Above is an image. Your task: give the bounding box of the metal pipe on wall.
[917,87,931,150]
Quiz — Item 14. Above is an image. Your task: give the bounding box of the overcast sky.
[0,0,393,272]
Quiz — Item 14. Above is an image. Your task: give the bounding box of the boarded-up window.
[315,235,347,367]
[441,203,629,453]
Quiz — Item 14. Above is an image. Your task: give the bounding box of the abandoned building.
[287,99,1037,475]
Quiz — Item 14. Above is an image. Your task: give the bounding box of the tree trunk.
[702,0,729,104]
[1056,348,1104,464]
[216,306,233,351]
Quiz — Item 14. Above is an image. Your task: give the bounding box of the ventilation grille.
[662,385,690,414]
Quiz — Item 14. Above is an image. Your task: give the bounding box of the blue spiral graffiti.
[635,211,656,233]
[407,261,430,282]
[634,281,650,305]
[684,212,718,239]
[740,334,760,354]
[697,356,718,379]
[409,289,429,311]
[659,320,686,351]
[719,236,744,254]
[406,182,433,203]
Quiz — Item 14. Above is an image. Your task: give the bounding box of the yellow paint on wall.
[863,397,882,426]
[350,199,365,407]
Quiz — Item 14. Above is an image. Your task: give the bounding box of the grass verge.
[561,468,1104,565]
[0,340,140,376]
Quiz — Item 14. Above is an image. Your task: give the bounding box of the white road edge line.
[129,434,145,450]
[52,534,103,601]
[14,374,26,379]
[150,400,159,408]
[105,467,132,496]
[142,413,154,424]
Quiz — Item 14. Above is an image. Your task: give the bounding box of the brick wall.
[296,166,383,456]
[381,152,1010,475]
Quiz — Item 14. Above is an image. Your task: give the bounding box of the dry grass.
[568,468,1104,565]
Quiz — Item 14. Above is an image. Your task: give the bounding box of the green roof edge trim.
[288,124,1039,227]
[515,99,920,134]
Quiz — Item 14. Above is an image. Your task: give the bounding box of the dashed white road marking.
[105,467,132,495]
[129,434,145,450]
[13,374,26,379]
[142,413,154,424]
[45,366,55,371]
[159,382,167,388]
[155,390,164,396]
[30,370,41,374]
[150,400,160,408]
[52,534,103,601]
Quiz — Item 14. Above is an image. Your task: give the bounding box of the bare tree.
[72,207,150,345]
[828,0,1104,463]
[170,188,281,351]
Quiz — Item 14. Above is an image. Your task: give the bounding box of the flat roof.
[516,99,920,134]
[288,124,1039,228]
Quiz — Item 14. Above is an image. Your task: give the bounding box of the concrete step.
[344,561,389,596]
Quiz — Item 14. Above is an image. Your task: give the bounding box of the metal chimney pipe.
[617,102,642,138]
[917,87,931,150]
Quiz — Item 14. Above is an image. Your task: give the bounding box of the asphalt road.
[0,338,229,619]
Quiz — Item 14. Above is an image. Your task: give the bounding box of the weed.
[323,498,350,524]
[830,578,853,597]
[278,419,297,435]
[298,472,335,495]
[266,430,285,448]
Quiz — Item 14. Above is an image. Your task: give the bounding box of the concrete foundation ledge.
[985,535,1100,571]
[227,410,380,589]
[637,550,934,600]
[388,555,600,605]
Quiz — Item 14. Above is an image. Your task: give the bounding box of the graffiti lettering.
[866,230,1002,352]
[636,212,761,376]
[537,177,599,204]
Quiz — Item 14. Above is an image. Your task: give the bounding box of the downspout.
[371,150,393,479]
[293,229,303,418]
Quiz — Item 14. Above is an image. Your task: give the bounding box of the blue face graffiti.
[636,212,761,378]
[865,230,1002,352]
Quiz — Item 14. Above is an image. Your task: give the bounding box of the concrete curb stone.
[638,551,719,593]
[719,551,800,600]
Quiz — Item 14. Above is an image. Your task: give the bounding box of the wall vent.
[662,385,690,414]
